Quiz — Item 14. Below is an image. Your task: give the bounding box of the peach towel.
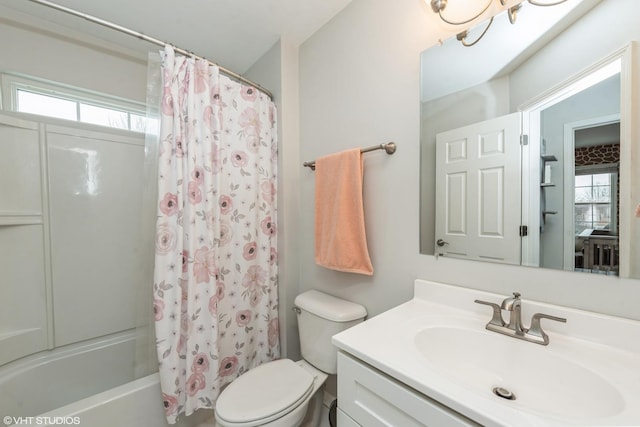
[314,148,373,275]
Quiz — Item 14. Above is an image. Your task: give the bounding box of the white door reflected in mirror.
[435,112,521,264]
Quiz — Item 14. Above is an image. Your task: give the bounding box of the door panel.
[435,113,522,264]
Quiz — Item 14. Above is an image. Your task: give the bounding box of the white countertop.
[332,279,640,427]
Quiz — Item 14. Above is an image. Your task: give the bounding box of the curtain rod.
[303,142,397,170]
[26,0,274,100]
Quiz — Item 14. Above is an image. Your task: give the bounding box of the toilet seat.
[215,359,315,427]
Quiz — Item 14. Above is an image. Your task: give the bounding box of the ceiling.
[0,0,354,73]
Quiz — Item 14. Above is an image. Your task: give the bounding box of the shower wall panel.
[47,125,145,346]
[0,115,49,366]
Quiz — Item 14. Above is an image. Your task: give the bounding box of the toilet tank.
[294,290,367,374]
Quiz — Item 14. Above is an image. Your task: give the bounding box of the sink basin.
[414,325,624,420]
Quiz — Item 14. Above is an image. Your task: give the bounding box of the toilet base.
[297,384,324,427]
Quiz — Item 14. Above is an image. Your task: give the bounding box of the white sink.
[332,279,640,426]
[414,325,624,419]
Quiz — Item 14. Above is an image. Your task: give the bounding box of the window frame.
[0,73,147,133]
[574,164,618,234]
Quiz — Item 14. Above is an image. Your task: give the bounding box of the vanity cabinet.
[337,352,480,427]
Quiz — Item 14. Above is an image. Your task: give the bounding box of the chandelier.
[429,0,569,47]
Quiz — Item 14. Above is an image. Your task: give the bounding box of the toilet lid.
[216,359,314,424]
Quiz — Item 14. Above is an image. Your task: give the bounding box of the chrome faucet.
[474,292,566,345]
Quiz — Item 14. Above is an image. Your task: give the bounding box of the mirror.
[420,0,640,278]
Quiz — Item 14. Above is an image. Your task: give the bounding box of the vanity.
[332,280,640,426]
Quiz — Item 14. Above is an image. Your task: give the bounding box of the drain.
[492,386,516,401]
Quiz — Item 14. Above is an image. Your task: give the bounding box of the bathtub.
[0,331,213,427]
[26,374,212,427]
[1,331,137,418]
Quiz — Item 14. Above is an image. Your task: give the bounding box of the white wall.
[245,39,303,360]
[0,5,147,102]
[298,0,435,318]
[296,0,640,339]
[509,0,640,110]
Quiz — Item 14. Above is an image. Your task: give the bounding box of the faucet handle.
[528,313,567,345]
[474,299,505,327]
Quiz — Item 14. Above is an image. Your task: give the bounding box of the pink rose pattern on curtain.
[153,46,279,423]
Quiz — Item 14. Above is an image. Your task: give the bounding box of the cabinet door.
[338,352,480,427]
[336,409,361,427]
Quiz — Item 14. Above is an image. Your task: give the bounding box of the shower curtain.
[152,46,279,423]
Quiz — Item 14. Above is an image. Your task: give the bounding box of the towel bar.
[303,142,396,171]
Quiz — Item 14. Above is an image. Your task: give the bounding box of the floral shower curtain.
[152,46,279,423]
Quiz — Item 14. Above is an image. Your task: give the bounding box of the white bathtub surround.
[333,279,640,426]
[0,113,148,368]
[152,46,280,423]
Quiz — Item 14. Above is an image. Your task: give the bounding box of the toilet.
[214,290,367,427]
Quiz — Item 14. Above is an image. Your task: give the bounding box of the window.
[574,171,617,234]
[1,73,153,133]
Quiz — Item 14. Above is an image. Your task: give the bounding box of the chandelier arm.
[438,0,493,25]
[458,16,494,47]
[528,0,568,6]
